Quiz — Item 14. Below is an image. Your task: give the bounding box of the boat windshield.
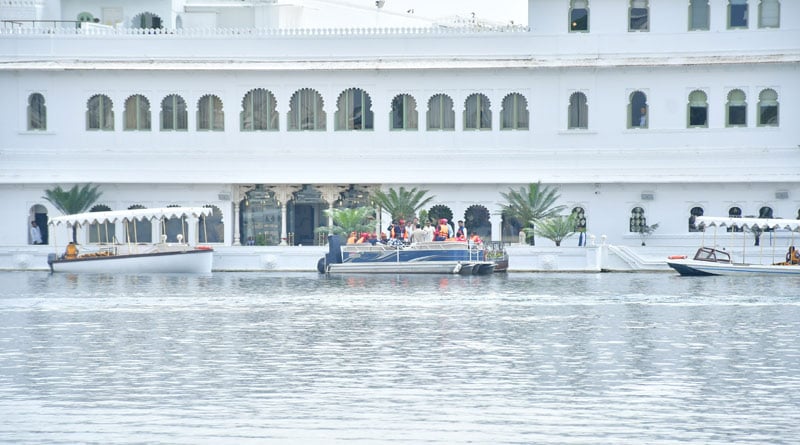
[693,247,731,263]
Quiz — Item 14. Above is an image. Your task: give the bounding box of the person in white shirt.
[30,221,43,244]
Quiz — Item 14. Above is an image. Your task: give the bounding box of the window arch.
[501,93,529,130]
[27,93,46,131]
[759,206,774,219]
[197,95,224,131]
[464,93,491,130]
[758,89,779,126]
[86,94,114,131]
[199,205,224,243]
[125,204,152,243]
[568,92,588,129]
[728,206,743,232]
[726,89,747,127]
[427,94,455,131]
[728,0,748,28]
[629,91,648,128]
[241,88,279,131]
[688,90,708,128]
[759,0,780,28]
[390,94,418,130]
[629,207,646,233]
[165,204,188,243]
[29,204,49,245]
[570,0,589,32]
[464,205,491,239]
[132,12,162,29]
[288,88,326,131]
[689,206,704,232]
[335,88,373,131]
[629,0,649,31]
[572,207,587,246]
[77,12,95,23]
[89,204,114,243]
[427,205,454,228]
[161,94,187,131]
[689,0,709,30]
[124,94,151,131]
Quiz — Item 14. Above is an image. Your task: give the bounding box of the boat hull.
[667,259,800,276]
[48,249,213,274]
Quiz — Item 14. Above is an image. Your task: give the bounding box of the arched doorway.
[29,204,48,244]
[464,205,491,239]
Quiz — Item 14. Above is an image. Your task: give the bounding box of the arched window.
[335,88,373,131]
[728,206,743,232]
[165,204,188,243]
[726,89,747,127]
[464,93,491,130]
[89,204,114,243]
[688,90,708,127]
[689,206,704,232]
[199,205,224,243]
[758,89,779,126]
[570,0,589,32]
[629,91,648,128]
[86,94,114,131]
[427,94,455,131]
[759,0,780,28]
[125,205,152,243]
[464,205,491,239]
[501,93,529,130]
[689,0,709,30]
[288,88,326,131]
[124,94,151,131]
[241,88,278,131]
[197,95,224,131]
[427,205,454,228]
[27,93,46,131]
[629,207,646,232]
[161,94,187,131]
[629,0,649,31]
[77,12,94,24]
[390,94,418,130]
[568,92,588,129]
[132,12,162,29]
[728,0,748,28]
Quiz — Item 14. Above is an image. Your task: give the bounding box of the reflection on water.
[1,271,799,444]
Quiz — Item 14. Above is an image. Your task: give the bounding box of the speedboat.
[317,235,496,275]
[47,207,214,274]
[667,216,800,276]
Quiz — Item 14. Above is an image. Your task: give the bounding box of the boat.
[666,216,800,276]
[317,235,497,275]
[46,207,214,274]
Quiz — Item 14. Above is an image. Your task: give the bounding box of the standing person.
[30,221,43,245]
[434,218,450,241]
[410,224,426,244]
[422,221,434,242]
[456,220,467,239]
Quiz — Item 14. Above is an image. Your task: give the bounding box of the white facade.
[1,0,799,254]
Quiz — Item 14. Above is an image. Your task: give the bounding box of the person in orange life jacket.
[346,231,357,244]
[434,218,450,241]
[469,232,483,245]
[356,232,370,244]
[388,219,406,246]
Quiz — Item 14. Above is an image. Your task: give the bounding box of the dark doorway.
[292,203,317,245]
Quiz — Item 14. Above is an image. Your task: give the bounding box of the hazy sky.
[343,0,529,25]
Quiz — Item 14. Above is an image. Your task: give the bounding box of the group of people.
[346,217,483,246]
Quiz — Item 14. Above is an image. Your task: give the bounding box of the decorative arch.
[464,205,491,239]
[727,206,743,232]
[132,12,162,29]
[27,92,46,131]
[241,88,279,131]
[629,90,648,128]
[689,206,704,232]
[568,91,588,129]
[464,93,491,130]
[427,93,455,130]
[335,88,373,130]
[89,204,114,243]
[390,93,418,130]
[165,204,188,243]
[427,205,454,226]
[86,94,114,131]
[758,88,779,126]
[288,88,326,131]
[629,206,646,233]
[124,94,151,131]
[197,94,224,131]
[726,89,747,127]
[161,94,188,131]
[200,204,225,243]
[501,92,529,130]
[572,206,587,245]
[688,90,708,127]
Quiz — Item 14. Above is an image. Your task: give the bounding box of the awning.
[696,216,800,231]
[48,207,212,227]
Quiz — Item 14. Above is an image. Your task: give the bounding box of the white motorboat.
[667,216,800,276]
[47,207,214,274]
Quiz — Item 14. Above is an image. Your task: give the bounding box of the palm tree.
[42,184,103,243]
[315,207,375,238]
[499,182,565,245]
[371,186,435,222]
[532,214,576,247]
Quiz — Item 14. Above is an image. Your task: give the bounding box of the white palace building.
[1,0,799,270]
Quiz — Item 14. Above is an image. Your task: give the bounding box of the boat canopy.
[48,207,213,227]
[696,216,800,231]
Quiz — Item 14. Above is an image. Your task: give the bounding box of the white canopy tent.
[48,207,212,227]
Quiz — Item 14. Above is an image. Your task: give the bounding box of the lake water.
[0,271,798,444]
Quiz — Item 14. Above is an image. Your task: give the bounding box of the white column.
[317,185,349,234]
[269,185,302,245]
